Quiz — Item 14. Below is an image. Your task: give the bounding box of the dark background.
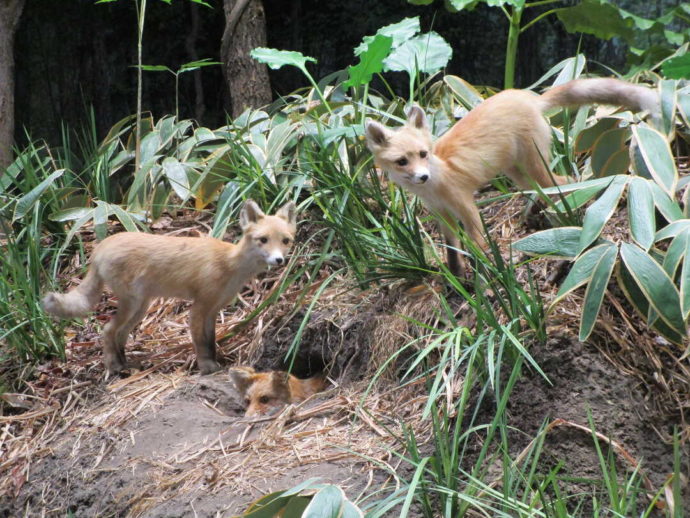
[14,0,667,146]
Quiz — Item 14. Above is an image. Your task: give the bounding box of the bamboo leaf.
[552,242,615,308]
[662,228,690,279]
[650,181,683,222]
[590,127,630,177]
[13,169,65,222]
[444,75,484,108]
[631,125,678,196]
[513,227,583,259]
[619,243,685,334]
[162,157,191,201]
[655,219,690,242]
[579,175,628,252]
[658,79,677,137]
[302,485,344,518]
[627,177,655,250]
[579,244,618,341]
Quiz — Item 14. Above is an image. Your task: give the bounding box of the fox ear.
[228,367,256,396]
[240,200,265,230]
[406,105,428,130]
[275,201,297,229]
[365,120,391,149]
[270,371,290,393]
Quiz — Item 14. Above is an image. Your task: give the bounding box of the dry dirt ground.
[2,201,689,517]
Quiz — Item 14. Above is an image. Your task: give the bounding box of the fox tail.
[43,267,103,318]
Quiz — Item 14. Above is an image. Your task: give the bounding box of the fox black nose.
[419,174,429,182]
[275,257,284,264]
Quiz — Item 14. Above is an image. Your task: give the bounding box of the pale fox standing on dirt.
[229,366,326,416]
[365,78,659,275]
[43,200,297,375]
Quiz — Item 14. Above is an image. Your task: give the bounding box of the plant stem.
[504,4,524,90]
[135,0,146,178]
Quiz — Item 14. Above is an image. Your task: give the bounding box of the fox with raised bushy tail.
[365,78,659,275]
[43,200,297,375]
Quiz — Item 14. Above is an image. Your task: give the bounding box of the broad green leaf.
[550,183,607,213]
[513,227,583,259]
[556,0,643,44]
[250,48,316,72]
[579,175,628,252]
[631,125,677,196]
[341,500,364,518]
[677,85,690,128]
[552,53,586,86]
[528,54,586,90]
[627,177,655,250]
[528,176,613,195]
[162,157,190,201]
[590,128,630,177]
[355,17,420,55]
[150,181,169,220]
[139,130,161,165]
[138,64,171,72]
[49,206,93,223]
[655,219,690,242]
[616,262,685,344]
[179,58,221,73]
[408,0,434,4]
[109,204,145,232]
[60,211,94,252]
[662,228,690,279]
[658,79,677,136]
[13,169,65,222]
[574,117,619,153]
[681,234,690,318]
[241,491,289,517]
[93,201,110,241]
[552,242,615,308]
[448,0,524,10]
[281,496,311,518]
[662,52,690,79]
[444,75,484,108]
[384,32,452,75]
[579,243,618,341]
[619,242,685,334]
[302,485,344,518]
[344,34,393,88]
[650,181,683,222]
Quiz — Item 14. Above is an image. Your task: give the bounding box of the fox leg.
[439,221,466,277]
[453,193,488,251]
[102,295,149,374]
[190,303,222,374]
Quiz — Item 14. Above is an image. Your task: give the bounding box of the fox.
[365,78,659,276]
[43,200,297,375]
[228,366,326,416]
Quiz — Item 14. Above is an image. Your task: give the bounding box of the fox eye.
[282,237,291,245]
[420,150,428,158]
[258,236,268,244]
[244,398,250,407]
[396,158,408,167]
[259,395,270,404]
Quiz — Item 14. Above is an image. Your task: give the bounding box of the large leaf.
[579,175,628,252]
[344,34,393,88]
[549,182,607,213]
[574,117,619,153]
[383,32,452,75]
[513,227,583,259]
[579,243,618,341]
[631,125,678,196]
[662,228,690,280]
[590,127,631,177]
[627,177,655,251]
[650,181,683,223]
[656,219,690,242]
[556,0,644,44]
[162,157,191,201]
[658,79,678,137]
[250,48,316,72]
[662,52,690,79]
[619,242,685,334]
[616,262,685,345]
[12,169,65,222]
[528,54,586,90]
[302,485,345,518]
[552,242,616,307]
[354,17,420,55]
[444,75,484,108]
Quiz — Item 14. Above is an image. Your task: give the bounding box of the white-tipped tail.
[43,268,103,318]
[540,78,659,118]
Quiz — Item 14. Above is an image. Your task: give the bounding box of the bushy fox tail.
[43,268,103,318]
[539,78,658,117]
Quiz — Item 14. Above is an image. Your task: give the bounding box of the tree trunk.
[221,0,271,118]
[0,0,25,172]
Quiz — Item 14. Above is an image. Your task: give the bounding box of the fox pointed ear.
[270,371,290,393]
[240,200,265,230]
[276,201,297,229]
[364,120,392,150]
[406,105,428,130]
[229,366,256,396]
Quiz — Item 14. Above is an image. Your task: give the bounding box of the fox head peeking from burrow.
[229,366,293,416]
[240,199,297,267]
[365,106,434,188]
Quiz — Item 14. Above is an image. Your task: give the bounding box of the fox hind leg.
[102,295,150,374]
[190,304,222,374]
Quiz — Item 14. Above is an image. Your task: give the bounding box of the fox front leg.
[190,304,222,374]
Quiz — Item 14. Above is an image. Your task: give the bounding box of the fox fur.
[43,200,297,375]
[228,366,326,416]
[365,78,659,275]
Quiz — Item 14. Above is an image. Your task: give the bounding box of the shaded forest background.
[15,0,671,147]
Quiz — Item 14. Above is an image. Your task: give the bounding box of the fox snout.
[266,252,285,266]
[411,168,430,184]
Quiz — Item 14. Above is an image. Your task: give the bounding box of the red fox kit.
[365,78,658,275]
[229,366,326,416]
[43,200,297,375]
